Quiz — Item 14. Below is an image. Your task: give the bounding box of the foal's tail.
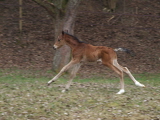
[114,47,135,57]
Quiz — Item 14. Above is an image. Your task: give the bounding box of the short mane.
[64,32,84,43]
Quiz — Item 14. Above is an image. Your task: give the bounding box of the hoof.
[116,89,125,94]
[47,80,55,86]
[135,82,145,87]
[47,81,52,86]
[61,89,66,93]
[61,89,69,93]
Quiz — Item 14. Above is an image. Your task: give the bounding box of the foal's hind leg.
[122,67,145,87]
[62,63,81,93]
[113,59,145,87]
[103,62,125,94]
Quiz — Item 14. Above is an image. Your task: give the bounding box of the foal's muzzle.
[53,46,56,50]
[53,45,58,50]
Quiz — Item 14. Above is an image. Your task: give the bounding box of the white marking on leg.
[112,59,125,94]
[48,80,52,84]
[113,59,145,87]
[97,59,102,62]
[135,82,145,87]
[48,76,58,84]
[113,59,123,71]
[47,60,76,85]
[123,67,145,87]
[97,59,102,64]
[62,63,81,92]
[117,89,125,94]
[61,89,66,93]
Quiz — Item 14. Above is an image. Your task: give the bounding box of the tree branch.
[43,0,55,7]
[32,0,56,18]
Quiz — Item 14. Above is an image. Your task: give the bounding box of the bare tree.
[32,0,81,71]
[103,0,117,12]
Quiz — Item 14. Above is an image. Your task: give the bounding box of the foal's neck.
[65,36,80,49]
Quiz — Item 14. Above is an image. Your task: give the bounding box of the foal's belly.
[81,56,102,65]
[82,53,100,62]
[82,45,103,62]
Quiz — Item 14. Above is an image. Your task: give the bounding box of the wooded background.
[0,0,160,77]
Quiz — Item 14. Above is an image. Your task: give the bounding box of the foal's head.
[53,31,66,50]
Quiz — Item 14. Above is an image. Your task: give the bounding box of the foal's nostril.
[53,46,56,50]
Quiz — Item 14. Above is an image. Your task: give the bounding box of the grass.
[0,69,160,120]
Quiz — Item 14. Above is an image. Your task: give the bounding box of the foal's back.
[82,43,117,62]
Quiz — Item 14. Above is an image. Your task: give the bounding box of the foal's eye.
[58,39,60,41]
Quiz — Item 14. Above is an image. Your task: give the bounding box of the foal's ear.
[62,31,65,35]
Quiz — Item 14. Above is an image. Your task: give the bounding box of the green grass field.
[0,69,160,120]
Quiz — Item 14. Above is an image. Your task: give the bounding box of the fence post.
[19,0,22,32]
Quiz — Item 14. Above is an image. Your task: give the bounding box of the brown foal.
[48,31,145,94]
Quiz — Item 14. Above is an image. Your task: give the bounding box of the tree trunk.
[52,0,81,71]
[32,0,81,71]
[103,0,117,12]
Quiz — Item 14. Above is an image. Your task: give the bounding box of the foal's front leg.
[47,60,76,86]
[62,63,81,93]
